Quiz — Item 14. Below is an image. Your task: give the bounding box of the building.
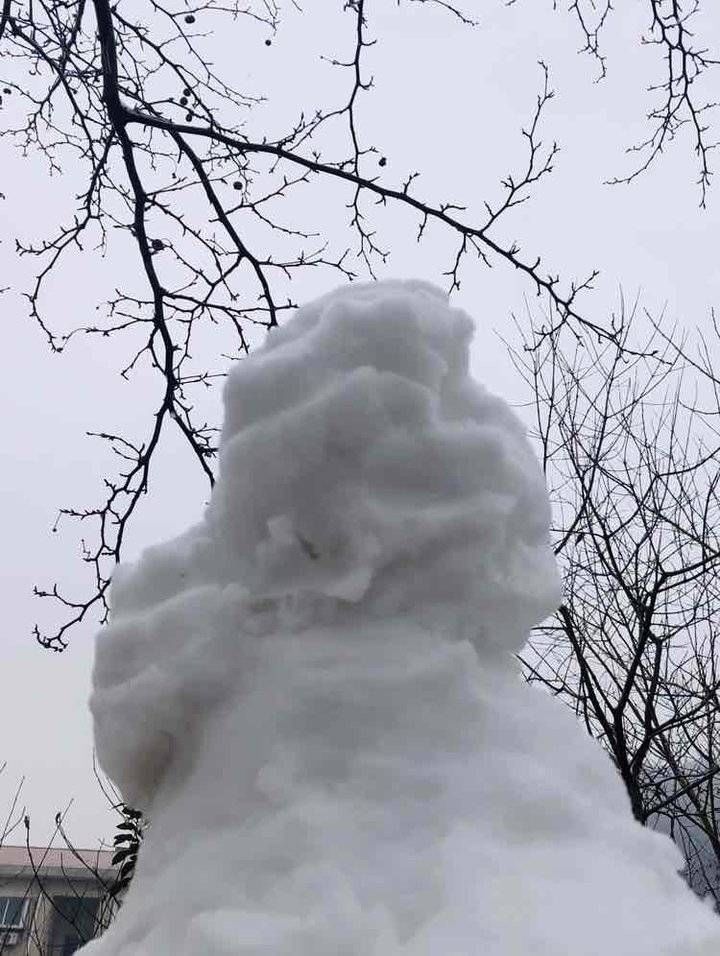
[0,845,116,955]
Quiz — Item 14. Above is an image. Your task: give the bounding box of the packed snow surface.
[83,282,720,954]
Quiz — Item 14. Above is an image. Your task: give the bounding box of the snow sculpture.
[83,282,720,954]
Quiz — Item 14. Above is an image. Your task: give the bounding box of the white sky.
[2,1,720,849]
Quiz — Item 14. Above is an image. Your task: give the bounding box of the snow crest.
[83,282,720,955]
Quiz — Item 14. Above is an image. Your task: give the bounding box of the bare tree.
[2,0,720,931]
[1,0,620,652]
[2,1,718,653]
[515,313,720,904]
[0,765,25,851]
[512,1,720,203]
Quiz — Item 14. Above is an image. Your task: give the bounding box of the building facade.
[0,845,116,955]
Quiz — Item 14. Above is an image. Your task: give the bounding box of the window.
[0,896,28,929]
[49,895,101,954]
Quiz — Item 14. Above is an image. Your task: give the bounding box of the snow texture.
[83,281,720,954]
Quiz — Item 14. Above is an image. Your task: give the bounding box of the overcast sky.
[3,1,720,849]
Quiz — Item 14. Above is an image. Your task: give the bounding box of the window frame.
[0,895,29,929]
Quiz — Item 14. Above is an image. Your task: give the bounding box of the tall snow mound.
[84,282,720,955]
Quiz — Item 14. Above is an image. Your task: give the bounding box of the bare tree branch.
[1,0,618,649]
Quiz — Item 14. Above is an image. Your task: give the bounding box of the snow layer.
[83,281,720,954]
